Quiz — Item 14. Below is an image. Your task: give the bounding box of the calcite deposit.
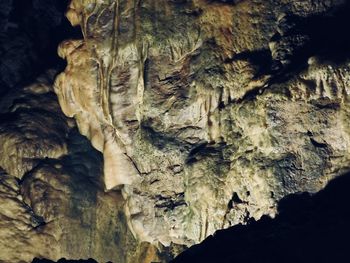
[54,0,350,250]
[0,72,163,263]
[1,0,350,262]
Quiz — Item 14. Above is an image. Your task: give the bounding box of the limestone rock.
[0,72,161,262]
[0,72,69,178]
[173,172,350,263]
[0,169,59,263]
[54,0,350,250]
[2,0,350,262]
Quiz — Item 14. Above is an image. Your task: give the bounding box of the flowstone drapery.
[55,0,350,248]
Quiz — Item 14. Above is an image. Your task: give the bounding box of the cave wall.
[173,172,350,263]
[1,0,350,262]
[0,1,162,262]
[55,0,350,248]
[0,72,166,263]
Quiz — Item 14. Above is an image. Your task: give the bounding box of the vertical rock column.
[55,0,145,189]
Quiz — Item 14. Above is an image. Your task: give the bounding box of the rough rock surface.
[55,0,350,249]
[173,172,350,263]
[1,0,350,262]
[0,73,163,263]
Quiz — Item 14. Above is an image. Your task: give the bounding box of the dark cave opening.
[0,0,82,97]
[269,1,350,83]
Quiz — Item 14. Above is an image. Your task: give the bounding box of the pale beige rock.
[1,0,350,261]
[0,74,69,178]
[0,72,162,262]
[0,170,59,263]
[52,0,350,249]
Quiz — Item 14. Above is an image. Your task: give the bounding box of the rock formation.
[1,0,350,262]
[173,172,350,263]
[0,72,163,262]
[55,0,350,249]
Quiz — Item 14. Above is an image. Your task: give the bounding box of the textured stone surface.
[1,0,350,262]
[54,0,350,249]
[0,169,58,263]
[173,172,350,263]
[0,73,162,263]
[0,71,69,178]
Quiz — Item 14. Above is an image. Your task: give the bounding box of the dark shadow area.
[172,172,350,263]
[208,0,243,4]
[0,0,82,97]
[223,1,350,103]
[32,259,98,263]
[292,1,350,64]
[271,1,350,82]
[226,49,273,78]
